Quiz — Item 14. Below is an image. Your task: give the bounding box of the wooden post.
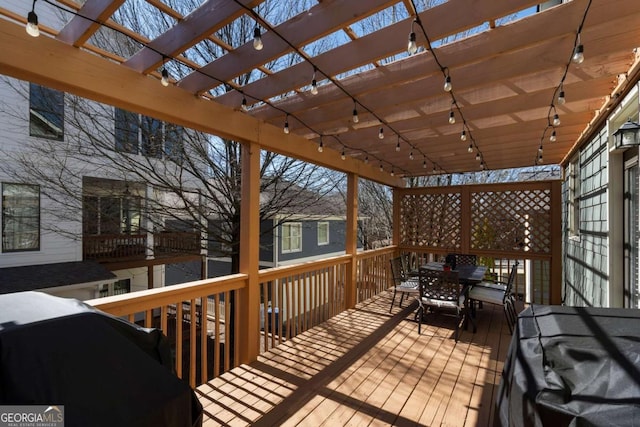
[345,173,359,309]
[147,265,154,289]
[550,180,562,304]
[238,141,261,364]
[392,187,401,252]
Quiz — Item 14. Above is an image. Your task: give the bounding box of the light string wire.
[409,0,485,170]
[535,0,592,166]
[36,0,409,174]
[232,0,439,176]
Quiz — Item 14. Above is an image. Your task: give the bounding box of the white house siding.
[563,127,609,306]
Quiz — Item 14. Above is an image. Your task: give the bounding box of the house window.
[317,222,329,245]
[82,195,141,235]
[29,83,64,140]
[98,279,131,297]
[568,156,581,237]
[115,108,183,160]
[281,222,302,253]
[115,109,139,154]
[2,183,40,252]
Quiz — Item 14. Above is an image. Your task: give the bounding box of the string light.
[550,129,557,142]
[443,73,452,92]
[241,96,248,111]
[317,137,323,152]
[448,109,456,125]
[467,143,473,153]
[407,19,418,55]
[364,156,369,164]
[572,33,584,64]
[557,88,566,105]
[352,100,359,123]
[409,151,414,160]
[423,159,427,169]
[475,152,481,161]
[379,163,384,172]
[283,115,289,134]
[253,26,263,50]
[460,129,467,141]
[396,137,401,152]
[538,144,543,154]
[310,68,318,95]
[378,127,384,140]
[390,168,395,177]
[341,149,346,160]
[26,0,39,37]
[160,67,170,87]
[552,113,561,127]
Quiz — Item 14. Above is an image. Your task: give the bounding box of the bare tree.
[0,0,347,274]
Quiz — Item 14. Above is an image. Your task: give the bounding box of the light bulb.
[423,160,427,169]
[241,97,248,111]
[283,120,289,134]
[310,79,318,95]
[553,114,561,127]
[352,108,359,123]
[444,75,452,92]
[538,145,543,154]
[364,156,369,164]
[409,151,414,160]
[26,11,39,37]
[557,90,566,105]
[379,164,383,172]
[378,128,384,139]
[481,161,485,170]
[407,32,417,55]
[318,140,323,152]
[341,150,346,160]
[253,27,263,50]
[391,169,395,177]
[395,142,401,152]
[538,153,543,162]
[460,130,467,141]
[161,68,170,87]
[475,152,480,161]
[432,164,437,173]
[449,110,455,124]
[468,144,473,153]
[550,130,557,142]
[572,44,584,64]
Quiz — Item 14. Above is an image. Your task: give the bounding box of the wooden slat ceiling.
[1,0,640,180]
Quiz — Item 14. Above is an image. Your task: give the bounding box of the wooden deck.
[196,291,515,426]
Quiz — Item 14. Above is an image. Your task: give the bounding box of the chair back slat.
[389,257,406,285]
[503,262,519,303]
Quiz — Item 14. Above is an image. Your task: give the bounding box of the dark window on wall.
[2,183,40,252]
[29,83,64,140]
[82,195,141,236]
[165,124,184,163]
[115,109,139,154]
[141,116,163,158]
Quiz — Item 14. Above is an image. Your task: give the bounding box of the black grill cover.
[0,291,203,427]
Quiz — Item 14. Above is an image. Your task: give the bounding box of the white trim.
[317,221,329,246]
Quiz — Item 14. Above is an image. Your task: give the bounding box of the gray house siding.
[277,219,347,262]
[563,127,609,306]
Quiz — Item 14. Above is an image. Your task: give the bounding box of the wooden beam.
[0,21,403,188]
[56,0,125,46]
[238,141,261,364]
[344,173,358,309]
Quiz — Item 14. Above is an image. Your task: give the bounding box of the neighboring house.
[0,79,204,299]
[562,76,640,308]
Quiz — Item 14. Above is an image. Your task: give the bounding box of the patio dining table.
[420,261,487,284]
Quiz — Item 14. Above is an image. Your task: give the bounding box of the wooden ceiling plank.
[216,0,543,109]
[254,0,637,122]
[178,0,398,94]
[124,0,262,74]
[56,0,125,47]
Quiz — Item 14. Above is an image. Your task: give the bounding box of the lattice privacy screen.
[399,192,462,250]
[471,189,551,253]
[399,184,553,255]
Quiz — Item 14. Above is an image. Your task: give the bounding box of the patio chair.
[468,262,519,333]
[389,256,419,312]
[416,267,465,341]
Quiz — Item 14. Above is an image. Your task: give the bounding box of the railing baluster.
[200,296,208,385]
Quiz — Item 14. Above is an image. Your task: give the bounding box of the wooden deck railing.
[83,231,200,261]
[87,248,397,386]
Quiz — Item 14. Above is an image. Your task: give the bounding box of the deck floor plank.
[196,291,514,426]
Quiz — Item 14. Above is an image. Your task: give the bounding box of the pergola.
[1,0,639,374]
[1,0,639,183]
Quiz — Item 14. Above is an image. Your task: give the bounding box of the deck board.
[196,291,516,426]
